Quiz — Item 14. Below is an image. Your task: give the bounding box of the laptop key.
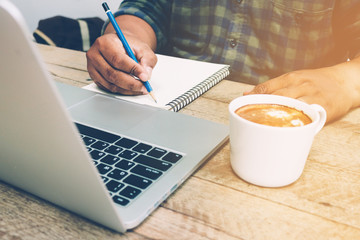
[101,176,109,183]
[96,163,113,175]
[131,165,162,180]
[115,160,135,170]
[112,195,130,206]
[91,140,110,150]
[119,149,138,160]
[107,169,127,180]
[104,145,123,155]
[147,147,167,158]
[106,180,125,193]
[162,152,183,163]
[134,155,172,171]
[133,143,152,154]
[120,186,141,199]
[123,174,152,189]
[101,155,121,165]
[115,138,138,149]
[82,136,96,146]
[75,123,121,143]
[90,150,106,160]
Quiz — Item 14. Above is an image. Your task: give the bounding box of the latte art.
[235,104,312,127]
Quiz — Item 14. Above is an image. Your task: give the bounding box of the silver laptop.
[0,0,228,232]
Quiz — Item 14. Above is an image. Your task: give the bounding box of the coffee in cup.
[234,104,312,127]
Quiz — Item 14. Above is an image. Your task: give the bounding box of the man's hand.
[245,60,360,124]
[86,33,157,95]
[86,15,158,96]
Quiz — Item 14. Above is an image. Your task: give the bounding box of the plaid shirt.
[112,0,360,84]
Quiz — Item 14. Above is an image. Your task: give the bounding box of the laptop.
[0,0,228,233]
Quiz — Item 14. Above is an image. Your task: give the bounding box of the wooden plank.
[135,207,240,240]
[311,119,360,172]
[202,80,254,103]
[0,179,240,240]
[194,141,360,229]
[46,63,91,87]
[180,97,230,125]
[161,177,360,240]
[0,182,144,240]
[37,44,87,71]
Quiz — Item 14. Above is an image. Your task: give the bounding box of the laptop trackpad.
[67,94,158,132]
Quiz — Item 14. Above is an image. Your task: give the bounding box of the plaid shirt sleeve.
[332,0,360,59]
[107,0,171,51]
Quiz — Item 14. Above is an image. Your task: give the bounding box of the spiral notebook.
[83,54,230,112]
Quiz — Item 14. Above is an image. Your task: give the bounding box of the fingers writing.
[86,33,157,95]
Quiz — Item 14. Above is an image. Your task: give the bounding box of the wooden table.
[1,44,360,240]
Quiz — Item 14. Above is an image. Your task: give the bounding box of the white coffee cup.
[229,94,327,187]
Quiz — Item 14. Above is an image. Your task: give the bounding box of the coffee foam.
[235,104,312,127]
[266,109,306,126]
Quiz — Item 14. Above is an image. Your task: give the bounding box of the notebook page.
[83,54,229,109]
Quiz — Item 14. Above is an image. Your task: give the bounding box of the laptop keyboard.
[75,123,183,207]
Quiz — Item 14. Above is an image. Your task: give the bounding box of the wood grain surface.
[1,44,359,240]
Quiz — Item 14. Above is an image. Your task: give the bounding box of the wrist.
[332,57,360,110]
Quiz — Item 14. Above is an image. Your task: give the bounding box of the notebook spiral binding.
[166,66,230,112]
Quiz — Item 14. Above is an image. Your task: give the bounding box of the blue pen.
[102,2,157,102]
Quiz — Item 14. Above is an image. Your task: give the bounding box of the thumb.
[246,77,285,95]
[138,53,157,82]
[243,88,253,95]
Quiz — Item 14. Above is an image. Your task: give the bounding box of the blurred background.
[10,0,121,32]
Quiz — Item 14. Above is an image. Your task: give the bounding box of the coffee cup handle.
[310,104,327,134]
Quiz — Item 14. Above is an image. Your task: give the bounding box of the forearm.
[104,15,157,51]
[331,55,360,110]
